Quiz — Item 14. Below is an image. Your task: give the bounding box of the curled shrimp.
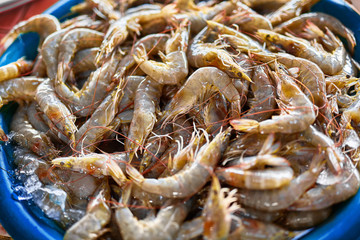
[231,66,317,134]
[187,27,252,81]
[0,14,60,56]
[64,180,112,240]
[35,79,77,143]
[116,185,190,240]
[57,28,104,84]
[163,67,241,124]
[281,208,332,230]
[289,155,360,211]
[52,153,128,187]
[133,19,189,85]
[96,7,175,64]
[126,77,163,159]
[257,29,346,75]
[126,128,230,198]
[10,104,58,159]
[203,176,240,240]
[55,50,122,117]
[72,47,98,74]
[0,58,33,82]
[235,152,325,211]
[266,0,321,26]
[274,12,356,54]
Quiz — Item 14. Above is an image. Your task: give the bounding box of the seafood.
[231,66,317,134]
[0,14,60,56]
[126,128,230,198]
[0,58,33,82]
[2,0,360,238]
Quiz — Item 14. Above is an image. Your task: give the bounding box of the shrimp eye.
[346,74,350,78]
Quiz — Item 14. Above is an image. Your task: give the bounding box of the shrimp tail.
[230,119,259,132]
[126,165,145,184]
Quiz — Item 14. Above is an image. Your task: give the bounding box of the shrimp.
[75,87,123,152]
[163,67,241,124]
[203,176,240,240]
[60,15,107,32]
[126,128,230,198]
[0,14,60,56]
[217,165,294,190]
[72,48,98,74]
[206,21,264,52]
[64,180,112,240]
[281,208,332,230]
[303,125,345,174]
[52,153,128,187]
[231,66,317,134]
[0,58,33,82]
[242,64,276,122]
[83,0,121,20]
[187,27,252,81]
[176,217,203,240]
[0,76,44,109]
[57,28,104,84]
[257,29,346,75]
[35,79,77,143]
[274,12,356,54]
[215,1,272,32]
[235,152,325,211]
[133,19,189,85]
[125,77,163,159]
[96,7,175,63]
[266,0,321,26]
[118,76,145,112]
[10,104,59,159]
[41,29,69,80]
[55,50,122,117]
[32,55,47,78]
[115,185,190,240]
[289,155,360,211]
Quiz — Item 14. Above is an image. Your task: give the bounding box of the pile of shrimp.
[1,0,360,239]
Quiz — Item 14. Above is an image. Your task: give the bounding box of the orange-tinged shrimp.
[0,58,33,82]
[0,14,60,56]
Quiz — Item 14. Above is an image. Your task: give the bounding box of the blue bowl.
[0,0,360,239]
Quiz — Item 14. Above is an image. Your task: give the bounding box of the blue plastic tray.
[0,0,360,239]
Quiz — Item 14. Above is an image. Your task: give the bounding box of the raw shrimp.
[64,180,112,240]
[203,176,240,240]
[75,87,123,152]
[57,28,104,84]
[72,48,98,74]
[0,58,33,82]
[206,21,264,52]
[216,166,294,190]
[176,217,203,240]
[187,27,252,81]
[55,50,122,117]
[10,104,58,159]
[163,67,241,123]
[32,55,47,78]
[96,7,175,63]
[303,125,345,174]
[274,12,356,54]
[257,29,346,75]
[231,66,316,134]
[125,77,163,159]
[0,14,60,56]
[115,185,190,240]
[289,155,360,211]
[281,208,332,230]
[35,79,77,143]
[235,152,324,211]
[133,19,189,85]
[266,0,321,26]
[83,0,121,20]
[242,64,276,121]
[41,29,69,80]
[118,76,145,112]
[215,1,272,32]
[52,153,128,187]
[126,128,230,198]
[60,15,107,32]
